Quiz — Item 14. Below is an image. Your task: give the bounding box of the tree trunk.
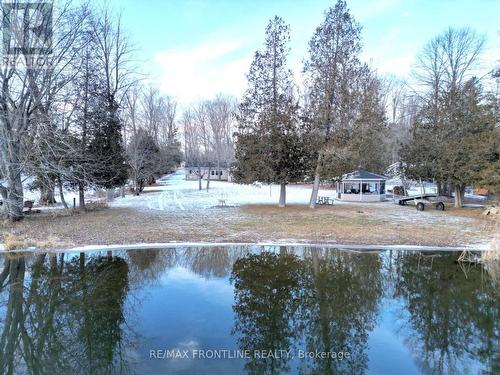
[437,181,443,196]
[419,179,426,195]
[454,184,464,208]
[206,167,211,191]
[4,166,24,221]
[309,153,322,208]
[437,181,452,197]
[106,188,115,202]
[279,182,286,208]
[58,177,68,209]
[198,166,202,190]
[444,183,452,197]
[40,180,56,205]
[78,182,85,210]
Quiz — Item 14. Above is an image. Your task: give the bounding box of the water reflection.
[298,249,382,375]
[0,253,130,375]
[0,247,497,375]
[231,247,303,374]
[393,252,499,374]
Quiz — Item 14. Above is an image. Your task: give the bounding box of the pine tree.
[303,0,364,207]
[87,99,128,190]
[127,129,162,194]
[234,16,305,207]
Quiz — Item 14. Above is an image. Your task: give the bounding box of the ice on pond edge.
[0,241,491,254]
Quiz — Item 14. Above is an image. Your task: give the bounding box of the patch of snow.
[111,169,318,212]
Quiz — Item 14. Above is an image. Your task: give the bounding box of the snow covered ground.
[5,169,487,215]
[111,169,316,212]
[107,170,490,213]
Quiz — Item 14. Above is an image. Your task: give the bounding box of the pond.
[0,246,498,374]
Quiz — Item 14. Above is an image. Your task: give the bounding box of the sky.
[114,0,500,107]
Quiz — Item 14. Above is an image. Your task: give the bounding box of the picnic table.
[317,196,334,205]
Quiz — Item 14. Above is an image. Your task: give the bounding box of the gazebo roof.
[342,169,387,181]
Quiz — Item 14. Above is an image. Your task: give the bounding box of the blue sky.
[115,0,500,106]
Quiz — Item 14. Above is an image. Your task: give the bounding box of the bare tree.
[410,27,487,207]
[182,95,237,191]
[206,95,237,180]
[0,1,89,220]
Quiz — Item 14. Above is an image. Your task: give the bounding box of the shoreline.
[0,240,492,254]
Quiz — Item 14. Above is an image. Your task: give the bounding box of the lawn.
[0,199,496,250]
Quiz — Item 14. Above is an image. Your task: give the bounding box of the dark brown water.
[0,247,498,374]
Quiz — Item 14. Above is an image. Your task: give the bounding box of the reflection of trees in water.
[298,249,382,375]
[0,252,131,375]
[182,247,232,278]
[231,247,303,375]
[181,246,250,279]
[128,248,175,286]
[126,246,252,284]
[394,252,499,375]
[1,247,497,375]
[230,248,383,375]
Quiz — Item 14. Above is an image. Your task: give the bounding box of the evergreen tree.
[87,99,128,190]
[401,28,496,207]
[302,0,364,208]
[127,129,162,194]
[234,16,306,207]
[401,78,497,206]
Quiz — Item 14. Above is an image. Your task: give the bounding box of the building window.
[362,182,379,194]
[219,170,223,175]
[211,170,215,175]
[343,182,360,194]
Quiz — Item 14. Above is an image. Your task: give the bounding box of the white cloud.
[375,54,415,77]
[153,38,252,106]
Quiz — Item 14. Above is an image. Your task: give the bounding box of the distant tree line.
[182,94,238,190]
[234,0,499,208]
[0,1,182,221]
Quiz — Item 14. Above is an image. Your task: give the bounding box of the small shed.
[337,170,387,202]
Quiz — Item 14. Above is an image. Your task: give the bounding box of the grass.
[3,233,62,250]
[480,239,500,286]
[0,201,496,250]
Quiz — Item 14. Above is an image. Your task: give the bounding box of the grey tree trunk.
[309,153,323,208]
[40,179,56,205]
[206,167,211,191]
[279,182,286,208]
[78,182,85,210]
[58,178,68,209]
[4,166,24,221]
[454,184,464,208]
[198,166,203,191]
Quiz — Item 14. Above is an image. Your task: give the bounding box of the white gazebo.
[336,170,387,202]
